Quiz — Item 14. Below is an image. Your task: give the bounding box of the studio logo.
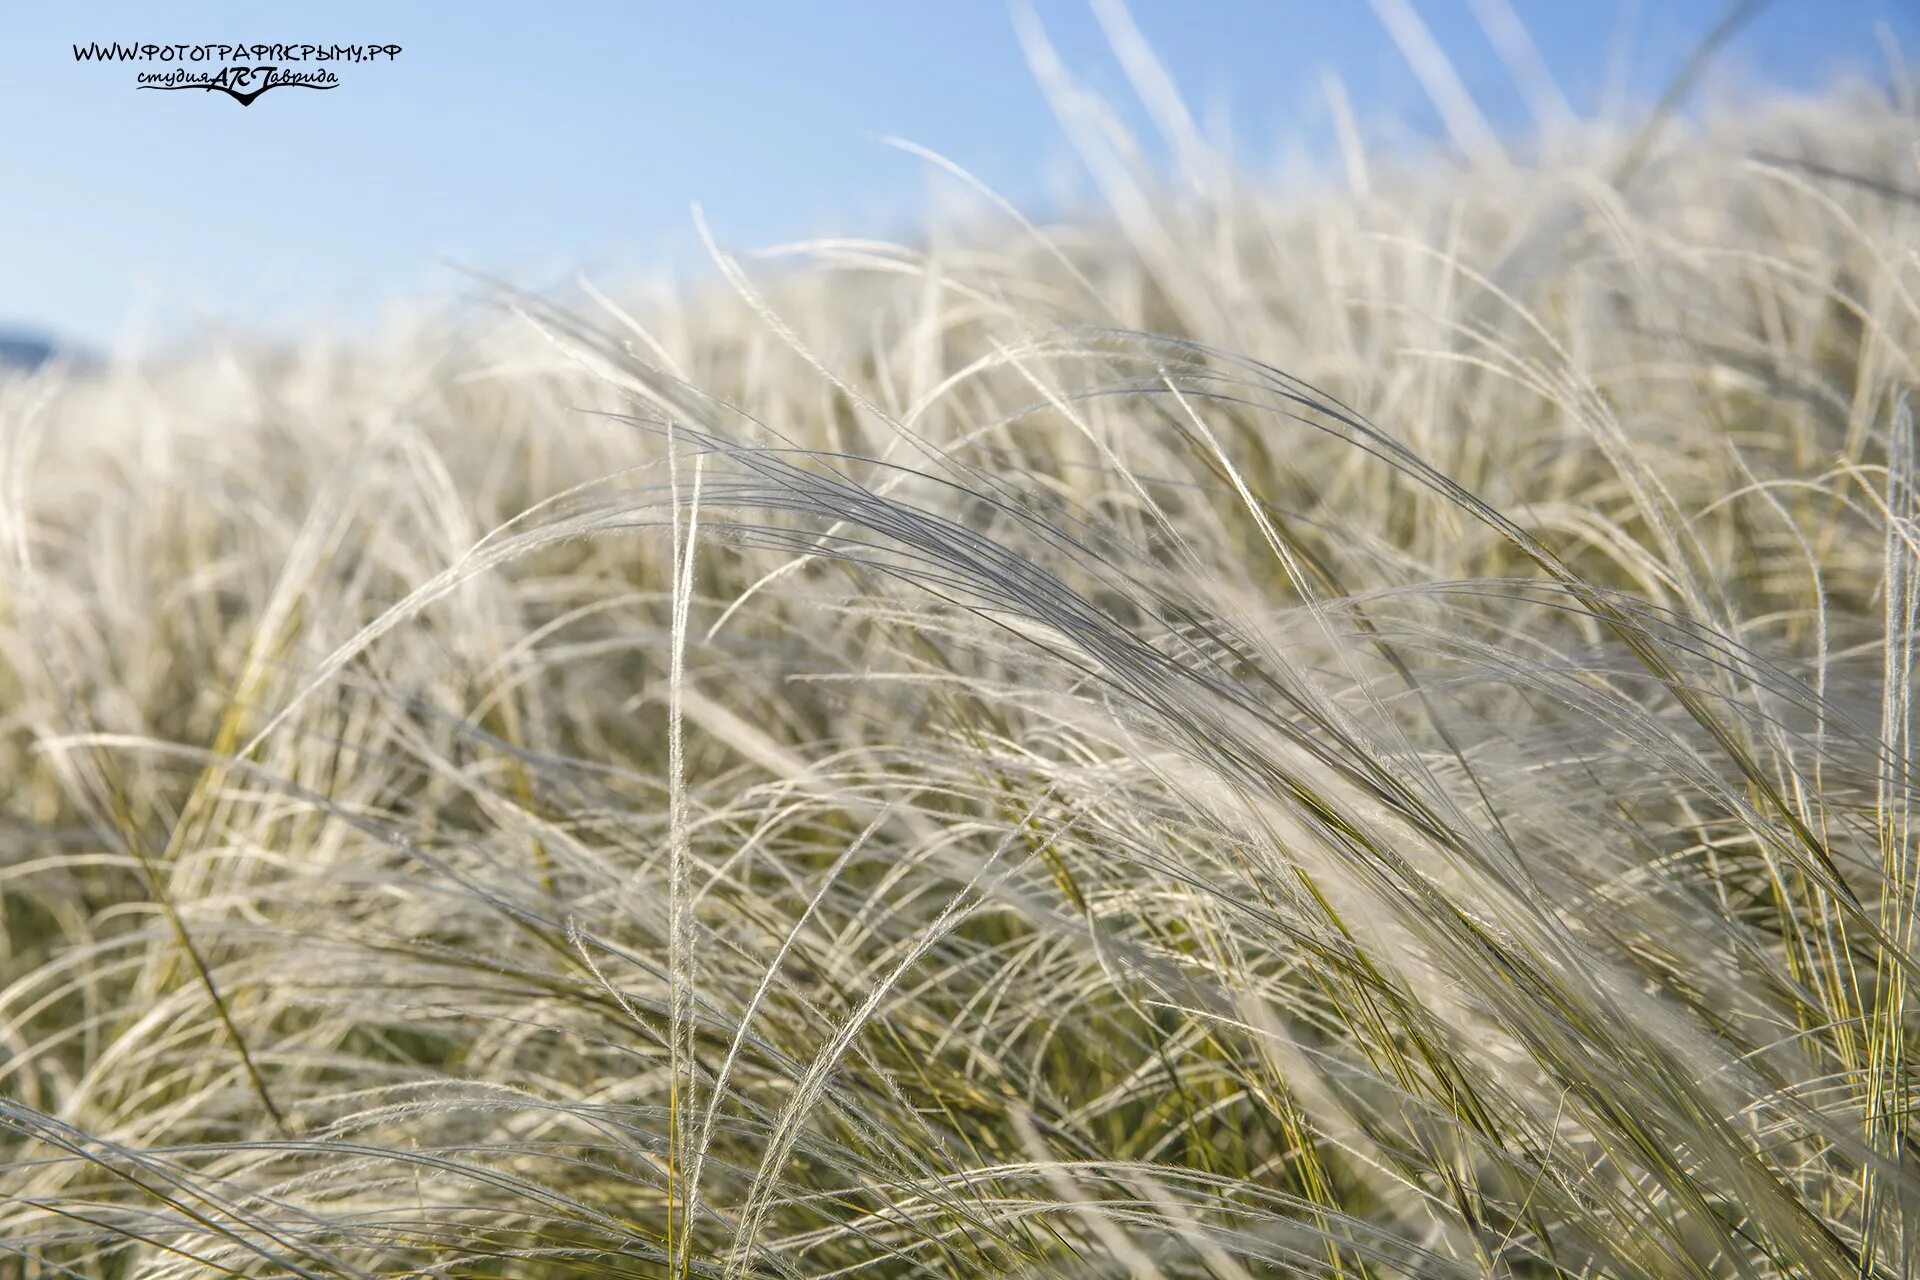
[73,42,402,106]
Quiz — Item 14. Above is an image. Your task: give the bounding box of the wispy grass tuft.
[4,16,1920,1279]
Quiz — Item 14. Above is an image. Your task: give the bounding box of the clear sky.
[3,1,1915,352]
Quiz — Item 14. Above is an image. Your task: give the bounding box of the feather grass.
[3,25,1920,1280]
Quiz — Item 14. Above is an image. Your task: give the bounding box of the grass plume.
[4,25,1920,1280]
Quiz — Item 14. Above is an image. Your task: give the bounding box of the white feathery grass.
[3,9,1920,1278]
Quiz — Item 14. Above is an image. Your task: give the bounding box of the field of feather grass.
[5,30,1920,1280]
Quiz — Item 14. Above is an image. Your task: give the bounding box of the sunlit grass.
[3,25,1920,1279]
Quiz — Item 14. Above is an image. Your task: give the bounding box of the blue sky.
[3,1,1915,351]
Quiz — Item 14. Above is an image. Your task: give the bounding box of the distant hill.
[0,329,91,373]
